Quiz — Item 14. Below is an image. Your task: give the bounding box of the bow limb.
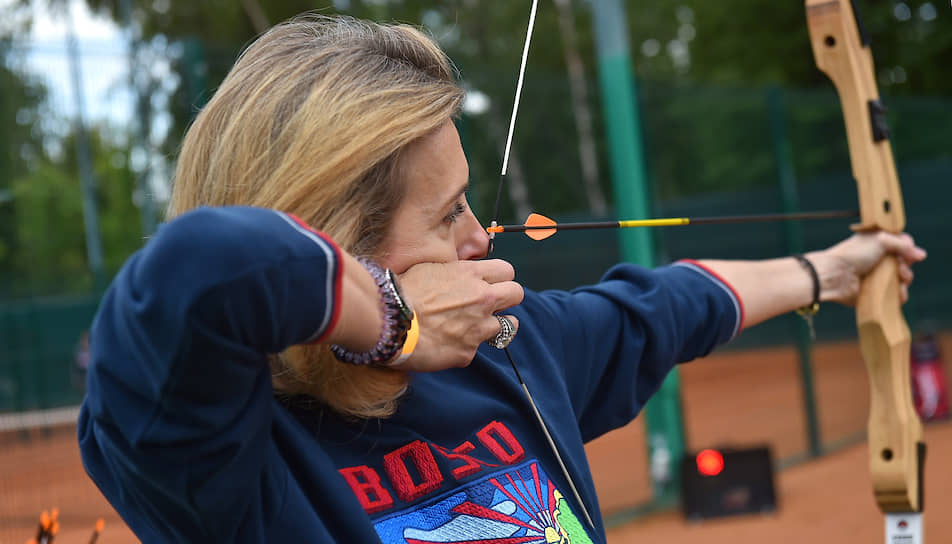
[805,0,925,529]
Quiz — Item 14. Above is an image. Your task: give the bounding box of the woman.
[78,14,926,544]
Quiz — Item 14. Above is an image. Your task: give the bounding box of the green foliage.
[0,41,48,277]
[61,0,949,209]
[0,46,45,180]
[11,0,949,249]
[628,0,952,95]
[6,129,143,296]
[10,161,88,291]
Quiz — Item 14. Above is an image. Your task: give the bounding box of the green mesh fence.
[0,295,99,411]
[492,81,952,350]
[2,79,950,412]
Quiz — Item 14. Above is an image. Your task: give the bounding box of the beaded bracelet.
[330,258,414,366]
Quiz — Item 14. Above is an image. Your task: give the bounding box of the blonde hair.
[167,15,464,418]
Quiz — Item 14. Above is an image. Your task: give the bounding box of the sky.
[2,0,175,201]
[4,0,132,125]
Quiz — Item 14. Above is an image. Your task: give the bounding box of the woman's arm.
[696,231,926,329]
[81,206,358,540]
[79,206,523,539]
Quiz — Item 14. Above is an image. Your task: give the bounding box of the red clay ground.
[1,333,949,543]
[605,421,951,543]
[593,333,952,543]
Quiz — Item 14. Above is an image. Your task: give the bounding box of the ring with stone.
[488,315,515,349]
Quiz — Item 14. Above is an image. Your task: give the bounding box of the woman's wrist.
[327,252,384,351]
[804,250,853,304]
[330,258,414,366]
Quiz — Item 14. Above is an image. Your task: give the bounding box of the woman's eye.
[444,202,466,224]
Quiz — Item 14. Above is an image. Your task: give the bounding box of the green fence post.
[591,0,684,506]
[768,86,822,458]
[66,10,106,291]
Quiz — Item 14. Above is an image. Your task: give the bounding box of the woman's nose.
[456,209,490,261]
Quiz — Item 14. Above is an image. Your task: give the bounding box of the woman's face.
[379,120,489,273]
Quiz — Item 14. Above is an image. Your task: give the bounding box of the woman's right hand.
[395,259,524,372]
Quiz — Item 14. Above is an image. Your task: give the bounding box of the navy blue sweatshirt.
[79,206,741,543]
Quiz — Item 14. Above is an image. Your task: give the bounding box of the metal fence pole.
[121,0,158,236]
[66,4,105,290]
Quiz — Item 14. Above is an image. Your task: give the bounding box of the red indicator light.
[696,449,725,476]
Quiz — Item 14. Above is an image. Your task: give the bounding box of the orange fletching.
[524,213,557,240]
[96,519,105,532]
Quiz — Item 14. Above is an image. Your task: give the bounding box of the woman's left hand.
[813,231,927,306]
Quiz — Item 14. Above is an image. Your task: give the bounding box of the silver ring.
[488,315,515,349]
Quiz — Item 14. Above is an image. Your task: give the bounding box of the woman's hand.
[394,259,524,372]
[811,231,927,306]
[694,230,927,330]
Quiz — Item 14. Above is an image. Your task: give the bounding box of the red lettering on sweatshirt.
[477,421,526,464]
[383,440,444,502]
[431,441,500,480]
[337,465,394,514]
[339,421,528,514]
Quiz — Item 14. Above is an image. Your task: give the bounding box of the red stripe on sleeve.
[287,213,344,343]
[678,259,746,330]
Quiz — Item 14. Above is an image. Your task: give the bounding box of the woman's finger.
[484,314,519,349]
[469,259,516,284]
[877,231,927,263]
[898,260,914,286]
[490,280,525,313]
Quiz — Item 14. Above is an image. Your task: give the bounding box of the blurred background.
[0,0,949,542]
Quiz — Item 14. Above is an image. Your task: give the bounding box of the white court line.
[0,405,81,433]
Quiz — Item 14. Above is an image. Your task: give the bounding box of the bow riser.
[805,0,924,517]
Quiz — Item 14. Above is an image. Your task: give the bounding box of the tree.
[43,0,952,214]
[0,37,49,289]
[8,128,142,295]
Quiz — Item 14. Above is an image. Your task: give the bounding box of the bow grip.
[856,257,924,513]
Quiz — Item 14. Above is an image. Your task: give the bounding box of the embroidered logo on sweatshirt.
[372,460,593,544]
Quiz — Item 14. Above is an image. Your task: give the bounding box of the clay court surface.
[2,334,949,543]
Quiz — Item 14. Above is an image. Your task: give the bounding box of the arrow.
[487,210,859,241]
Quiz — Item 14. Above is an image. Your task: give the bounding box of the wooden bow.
[805,0,925,540]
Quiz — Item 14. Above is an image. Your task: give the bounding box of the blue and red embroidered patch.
[373,460,593,544]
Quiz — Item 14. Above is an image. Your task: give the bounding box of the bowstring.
[485,0,596,530]
[489,0,539,244]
